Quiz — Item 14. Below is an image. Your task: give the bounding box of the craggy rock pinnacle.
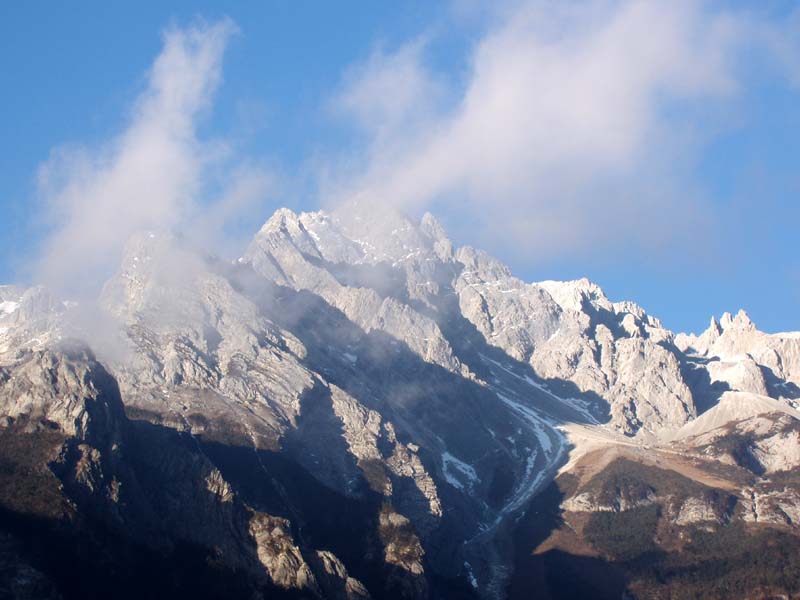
[2,205,800,599]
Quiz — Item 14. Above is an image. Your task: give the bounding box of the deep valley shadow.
[506,480,627,600]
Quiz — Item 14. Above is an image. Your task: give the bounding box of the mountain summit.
[1,206,799,599]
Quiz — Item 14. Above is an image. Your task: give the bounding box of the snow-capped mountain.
[1,205,799,599]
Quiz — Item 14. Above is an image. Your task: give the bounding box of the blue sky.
[1,1,798,334]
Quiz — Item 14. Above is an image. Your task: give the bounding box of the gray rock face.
[457,269,695,435]
[742,487,800,525]
[0,285,65,356]
[673,496,730,526]
[96,230,451,533]
[677,309,800,410]
[2,204,800,599]
[243,208,464,375]
[563,488,732,526]
[561,488,658,513]
[0,345,369,599]
[0,344,122,442]
[240,206,700,436]
[683,410,800,475]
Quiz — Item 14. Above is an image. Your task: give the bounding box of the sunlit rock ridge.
[1,205,799,599]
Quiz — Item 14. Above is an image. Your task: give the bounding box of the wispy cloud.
[34,18,270,298]
[333,38,445,147]
[29,3,800,298]
[325,0,800,265]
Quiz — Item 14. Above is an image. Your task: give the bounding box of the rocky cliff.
[1,205,799,599]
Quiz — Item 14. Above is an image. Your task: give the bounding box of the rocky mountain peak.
[732,309,755,330]
[537,277,608,313]
[419,212,454,262]
[3,204,800,599]
[718,309,755,331]
[258,207,301,233]
[709,315,722,336]
[419,212,446,240]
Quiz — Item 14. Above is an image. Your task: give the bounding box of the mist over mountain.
[2,204,800,599]
[2,4,800,599]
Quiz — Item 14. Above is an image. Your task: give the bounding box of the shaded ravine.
[462,354,591,598]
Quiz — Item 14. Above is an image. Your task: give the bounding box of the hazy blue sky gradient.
[1,1,798,334]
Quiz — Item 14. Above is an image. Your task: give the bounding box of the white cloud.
[333,38,444,145]
[326,0,798,264]
[31,4,800,296]
[34,18,270,297]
